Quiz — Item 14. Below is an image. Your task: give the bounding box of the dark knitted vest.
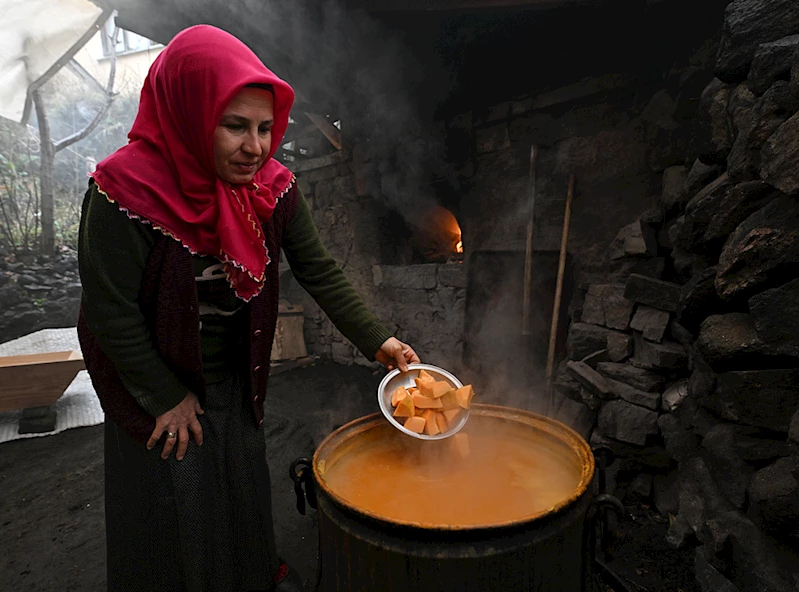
[78,184,299,444]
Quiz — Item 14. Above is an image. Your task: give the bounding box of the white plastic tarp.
[0,0,107,124]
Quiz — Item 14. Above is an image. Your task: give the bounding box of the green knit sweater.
[79,182,392,416]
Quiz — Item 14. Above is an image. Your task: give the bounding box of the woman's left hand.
[375,337,420,373]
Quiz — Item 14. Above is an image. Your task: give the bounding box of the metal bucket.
[292,404,612,592]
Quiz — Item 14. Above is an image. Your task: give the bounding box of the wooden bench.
[0,350,85,433]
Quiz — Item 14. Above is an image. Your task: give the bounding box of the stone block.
[552,396,596,441]
[748,456,799,539]
[581,349,609,368]
[674,174,733,254]
[694,548,741,592]
[628,257,666,280]
[716,196,799,301]
[597,399,659,446]
[715,369,799,432]
[662,379,689,412]
[627,473,653,499]
[703,181,778,251]
[749,277,799,357]
[566,360,612,396]
[378,264,438,290]
[596,362,665,392]
[654,472,680,516]
[659,413,699,463]
[761,109,799,195]
[606,332,633,363]
[729,82,798,183]
[669,319,695,345]
[684,159,724,197]
[715,0,799,82]
[702,424,753,508]
[631,334,688,371]
[566,323,628,361]
[590,431,672,470]
[437,264,467,288]
[303,165,340,184]
[697,313,766,370]
[677,267,720,331]
[790,410,799,445]
[579,284,634,330]
[607,377,660,410]
[624,274,682,312]
[733,427,794,462]
[475,124,510,154]
[696,79,734,164]
[660,165,689,213]
[18,406,57,434]
[630,305,670,342]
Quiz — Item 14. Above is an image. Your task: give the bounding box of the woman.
[77,25,419,591]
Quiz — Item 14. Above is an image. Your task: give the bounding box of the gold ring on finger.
[167,432,177,439]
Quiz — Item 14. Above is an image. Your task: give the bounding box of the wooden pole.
[522,145,537,335]
[546,173,575,415]
[304,112,343,150]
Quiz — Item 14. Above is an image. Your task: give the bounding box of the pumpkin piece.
[408,387,420,397]
[439,390,460,410]
[404,416,426,434]
[422,409,440,435]
[450,433,470,459]
[412,394,443,409]
[391,386,410,407]
[442,407,461,423]
[455,385,475,409]
[435,411,449,433]
[392,394,415,418]
[419,380,451,399]
[418,369,435,383]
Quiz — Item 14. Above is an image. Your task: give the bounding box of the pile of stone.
[556,2,799,590]
[0,250,82,344]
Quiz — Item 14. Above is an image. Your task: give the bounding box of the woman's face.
[213,87,275,184]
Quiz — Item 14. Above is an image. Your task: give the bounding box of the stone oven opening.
[378,182,464,265]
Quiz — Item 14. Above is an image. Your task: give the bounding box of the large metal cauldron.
[293,404,601,592]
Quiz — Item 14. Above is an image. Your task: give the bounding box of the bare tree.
[33,26,118,254]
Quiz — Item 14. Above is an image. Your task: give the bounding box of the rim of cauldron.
[312,404,596,533]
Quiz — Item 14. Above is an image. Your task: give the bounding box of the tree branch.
[54,25,119,153]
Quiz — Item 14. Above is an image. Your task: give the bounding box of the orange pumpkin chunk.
[419,380,451,399]
[391,386,410,406]
[392,394,415,418]
[442,407,461,423]
[412,394,443,409]
[435,411,449,433]
[455,385,474,409]
[422,409,440,435]
[404,416,426,433]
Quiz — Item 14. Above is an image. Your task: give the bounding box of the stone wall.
[554,3,799,590]
[0,251,82,344]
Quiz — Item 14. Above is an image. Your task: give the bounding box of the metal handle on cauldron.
[289,457,317,516]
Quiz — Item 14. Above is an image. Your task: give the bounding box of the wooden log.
[546,174,575,415]
[271,304,308,362]
[304,112,342,150]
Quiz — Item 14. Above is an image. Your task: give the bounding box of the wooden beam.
[343,0,573,11]
[303,113,342,150]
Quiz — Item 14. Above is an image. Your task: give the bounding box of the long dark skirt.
[104,374,280,591]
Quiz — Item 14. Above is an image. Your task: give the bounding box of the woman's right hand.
[146,392,204,460]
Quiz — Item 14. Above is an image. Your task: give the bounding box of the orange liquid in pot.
[321,428,582,527]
